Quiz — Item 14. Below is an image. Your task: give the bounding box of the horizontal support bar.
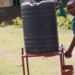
[63,70,73,75]
[63,65,73,70]
[22,51,62,57]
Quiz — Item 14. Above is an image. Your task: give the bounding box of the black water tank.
[21,0,59,54]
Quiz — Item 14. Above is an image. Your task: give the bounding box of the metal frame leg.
[26,57,30,75]
[21,48,74,75]
[22,48,25,75]
[60,48,74,75]
[60,54,63,75]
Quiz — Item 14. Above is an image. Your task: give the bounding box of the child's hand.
[64,51,72,58]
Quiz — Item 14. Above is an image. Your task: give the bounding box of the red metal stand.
[21,48,74,75]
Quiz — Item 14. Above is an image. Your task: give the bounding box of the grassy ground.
[0,21,75,75]
[57,14,73,22]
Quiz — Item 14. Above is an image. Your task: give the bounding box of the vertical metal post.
[22,48,25,75]
[61,45,65,65]
[21,47,72,75]
[60,54,63,75]
[26,57,30,75]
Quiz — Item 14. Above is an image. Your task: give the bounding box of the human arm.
[65,35,75,58]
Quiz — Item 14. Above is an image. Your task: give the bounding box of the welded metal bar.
[22,48,25,75]
[61,47,65,73]
[63,65,73,70]
[21,48,74,75]
[63,70,73,75]
[22,51,62,58]
[60,54,63,75]
[26,57,30,75]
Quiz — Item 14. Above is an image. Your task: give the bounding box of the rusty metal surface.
[21,48,74,75]
[63,70,73,75]
[0,6,21,22]
[63,65,73,70]
[22,51,62,57]
[22,48,25,75]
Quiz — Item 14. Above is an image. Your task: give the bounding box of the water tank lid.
[21,0,54,7]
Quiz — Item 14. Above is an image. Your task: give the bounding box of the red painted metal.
[21,47,74,75]
[22,48,25,75]
[26,57,29,75]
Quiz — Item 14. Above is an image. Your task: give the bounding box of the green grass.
[0,20,75,75]
[57,14,73,22]
[58,26,73,47]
